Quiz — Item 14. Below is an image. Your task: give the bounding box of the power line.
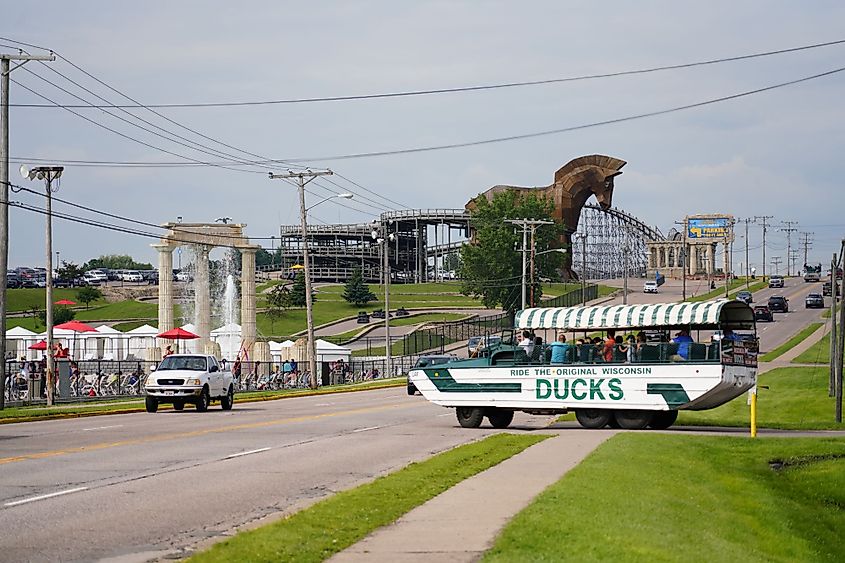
[279,65,845,162]
[5,37,845,108]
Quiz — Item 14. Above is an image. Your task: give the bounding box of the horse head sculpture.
[467,154,626,280]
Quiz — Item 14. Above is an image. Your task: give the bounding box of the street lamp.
[371,221,395,377]
[176,216,182,270]
[269,169,347,388]
[20,164,63,407]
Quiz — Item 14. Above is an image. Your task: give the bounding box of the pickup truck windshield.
[158,356,208,371]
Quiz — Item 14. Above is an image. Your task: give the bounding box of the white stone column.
[153,244,174,351]
[690,246,699,276]
[708,244,716,276]
[240,247,257,353]
[195,245,211,352]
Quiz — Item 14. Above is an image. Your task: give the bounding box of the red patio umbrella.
[28,340,48,350]
[54,320,98,359]
[54,299,77,305]
[157,327,200,353]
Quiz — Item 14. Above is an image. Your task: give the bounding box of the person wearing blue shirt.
[672,328,694,360]
[550,333,571,364]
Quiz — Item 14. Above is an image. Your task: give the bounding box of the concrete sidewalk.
[330,429,614,562]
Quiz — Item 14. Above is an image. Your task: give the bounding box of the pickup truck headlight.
[145,378,156,386]
[186,378,202,386]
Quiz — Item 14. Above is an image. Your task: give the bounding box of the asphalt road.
[0,389,551,562]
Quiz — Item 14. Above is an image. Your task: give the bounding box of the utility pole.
[507,219,553,310]
[674,218,689,300]
[788,249,800,278]
[830,253,838,397]
[0,50,56,410]
[780,221,798,276]
[622,226,630,305]
[754,216,773,281]
[770,256,782,275]
[579,233,587,306]
[837,239,845,422]
[743,218,752,289]
[800,232,814,270]
[268,169,334,389]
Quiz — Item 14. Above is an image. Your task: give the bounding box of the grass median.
[190,433,550,563]
[484,433,845,562]
[676,366,843,430]
[760,322,823,362]
[792,333,834,365]
[0,378,405,424]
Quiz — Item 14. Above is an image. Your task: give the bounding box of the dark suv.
[767,295,789,313]
[408,354,456,395]
[754,305,774,322]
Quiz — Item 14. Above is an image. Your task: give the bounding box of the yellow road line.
[0,402,413,466]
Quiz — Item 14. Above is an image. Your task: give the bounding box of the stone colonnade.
[152,223,258,359]
[646,241,717,277]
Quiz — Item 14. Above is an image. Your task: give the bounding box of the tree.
[443,252,461,273]
[83,254,153,271]
[265,283,292,332]
[76,286,103,309]
[289,271,313,308]
[57,261,83,281]
[460,190,565,312]
[38,306,75,326]
[342,267,376,307]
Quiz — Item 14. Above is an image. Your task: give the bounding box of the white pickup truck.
[144,354,234,412]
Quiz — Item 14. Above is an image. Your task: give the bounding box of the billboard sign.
[687,216,732,240]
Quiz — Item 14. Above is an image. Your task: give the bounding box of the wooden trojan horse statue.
[466,154,626,279]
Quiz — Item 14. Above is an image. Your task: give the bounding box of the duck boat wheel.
[408,299,758,430]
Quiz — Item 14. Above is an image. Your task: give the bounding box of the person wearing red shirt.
[603,330,616,362]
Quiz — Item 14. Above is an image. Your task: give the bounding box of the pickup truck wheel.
[221,385,234,410]
[648,410,678,430]
[145,396,158,413]
[173,400,185,411]
[614,410,654,430]
[575,409,611,429]
[456,407,484,428]
[195,387,210,412]
[486,408,514,429]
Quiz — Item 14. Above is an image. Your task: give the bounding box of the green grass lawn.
[74,300,158,321]
[5,287,107,312]
[332,312,471,343]
[687,278,751,302]
[760,323,823,362]
[676,367,843,430]
[5,316,44,331]
[484,433,845,563]
[191,433,549,563]
[792,333,833,365]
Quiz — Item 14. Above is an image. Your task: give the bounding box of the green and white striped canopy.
[515,299,755,331]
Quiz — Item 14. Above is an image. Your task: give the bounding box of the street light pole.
[371,222,395,378]
[269,170,344,389]
[21,165,63,406]
[0,50,56,410]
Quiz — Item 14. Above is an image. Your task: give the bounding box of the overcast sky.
[3,1,844,273]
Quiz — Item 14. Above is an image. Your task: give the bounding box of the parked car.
[6,272,20,289]
[85,270,108,284]
[356,311,370,324]
[121,270,143,283]
[805,293,825,309]
[467,335,503,357]
[82,271,103,285]
[767,295,789,313]
[753,305,774,322]
[768,275,784,289]
[408,354,457,395]
[53,277,77,288]
[174,270,192,282]
[735,290,753,304]
[643,280,659,293]
[144,354,234,412]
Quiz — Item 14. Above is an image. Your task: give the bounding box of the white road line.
[352,426,382,433]
[82,425,123,432]
[225,447,271,459]
[5,487,88,507]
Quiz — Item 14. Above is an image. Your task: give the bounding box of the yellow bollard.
[750,388,757,438]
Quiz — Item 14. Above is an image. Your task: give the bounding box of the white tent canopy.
[515,299,755,331]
